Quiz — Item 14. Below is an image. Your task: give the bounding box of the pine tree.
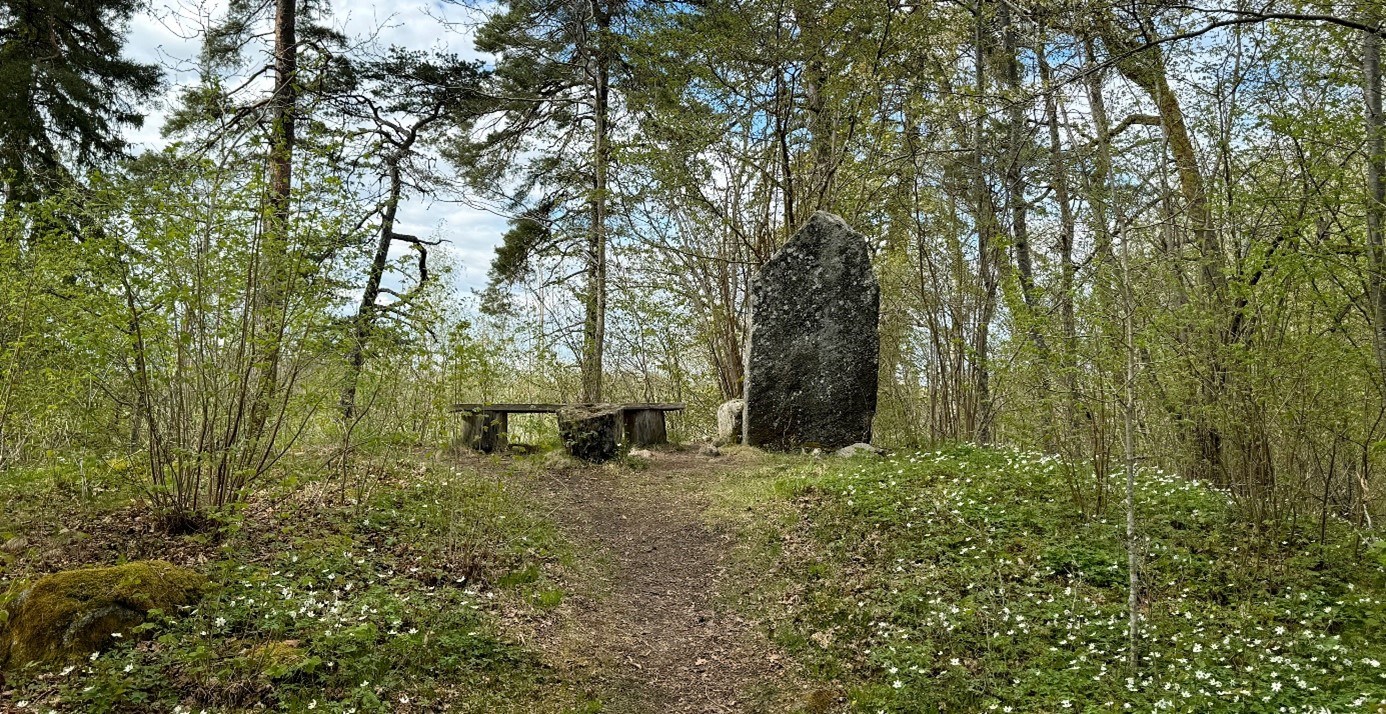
[0,0,160,204]
[330,49,487,420]
[179,0,344,441]
[460,0,625,402]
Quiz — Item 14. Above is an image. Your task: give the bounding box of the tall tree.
[463,0,625,402]
[251,0,299,440]
[0,0,160,205]
[972,0,1001,444]
[191,0,343,438]
[1095,8,1230,483]
[1365,7,1386,384]
[329,50,486,420]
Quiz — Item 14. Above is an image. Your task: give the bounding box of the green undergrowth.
[0,454,137,538]
[718,446,1386,714]
[1,452,593,713]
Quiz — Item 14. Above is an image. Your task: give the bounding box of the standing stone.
[558,404,623,462]
[744,212,879,450]
[716,398,745,445]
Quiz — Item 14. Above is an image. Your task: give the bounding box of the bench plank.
[616,403,686,411]
[451,403,566,414]
[451,402,685,414]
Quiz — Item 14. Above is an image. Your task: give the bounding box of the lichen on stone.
[744,211,880,450]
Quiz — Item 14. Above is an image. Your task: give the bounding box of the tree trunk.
[1365,19,1386,384]
[1098,15,1226,483]
[248,0,298,440]
[775,72,796,235]
[1121,219,1141,673]
[1098,21,1221,288]
[340,156,403,420]
[799,4,836,217]
[1000,0,1037,315]
[581,0,611,403]
[1040,36,1079,432]
[999,0,1052,423]
[973,0,998,444]
[1084,39,1115,264]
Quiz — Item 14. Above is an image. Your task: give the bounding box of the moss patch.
[0,559,207,670]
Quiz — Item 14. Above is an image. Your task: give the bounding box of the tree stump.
[558,404,622,462]
[457,411,508,453]
[623,408,668,446]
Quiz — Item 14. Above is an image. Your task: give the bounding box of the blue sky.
[123,0,508,295]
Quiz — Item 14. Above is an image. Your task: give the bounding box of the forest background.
[2,0,1385,534]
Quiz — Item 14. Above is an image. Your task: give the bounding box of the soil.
[517,449,810,713]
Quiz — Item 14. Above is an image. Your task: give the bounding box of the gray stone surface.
[558,404,622,462]
[835,442,885,458]
[744,211,879,450]
[716,398,745,445]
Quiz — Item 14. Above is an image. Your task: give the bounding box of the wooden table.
[450,402,686,453]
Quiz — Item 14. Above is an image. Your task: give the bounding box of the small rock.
[1,536,28,555]
[835,442,885,458]
[700,443,722,457]
[715,399,745,445]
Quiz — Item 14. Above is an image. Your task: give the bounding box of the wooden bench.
[450,402,685,453]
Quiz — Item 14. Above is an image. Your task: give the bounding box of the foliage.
[0,0,161,202]
[739,447,1386,713]
[8,1,1386,710]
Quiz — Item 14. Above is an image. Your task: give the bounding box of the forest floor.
[0,444,829,713]
[3,443,1386,713]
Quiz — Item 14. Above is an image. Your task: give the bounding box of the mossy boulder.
[558,404,622,462]
[0,560,208,670]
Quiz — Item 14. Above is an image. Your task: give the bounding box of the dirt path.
[521,450,805,713]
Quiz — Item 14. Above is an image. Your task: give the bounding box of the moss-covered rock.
[558,404,622,462]
[0,560,208,671]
